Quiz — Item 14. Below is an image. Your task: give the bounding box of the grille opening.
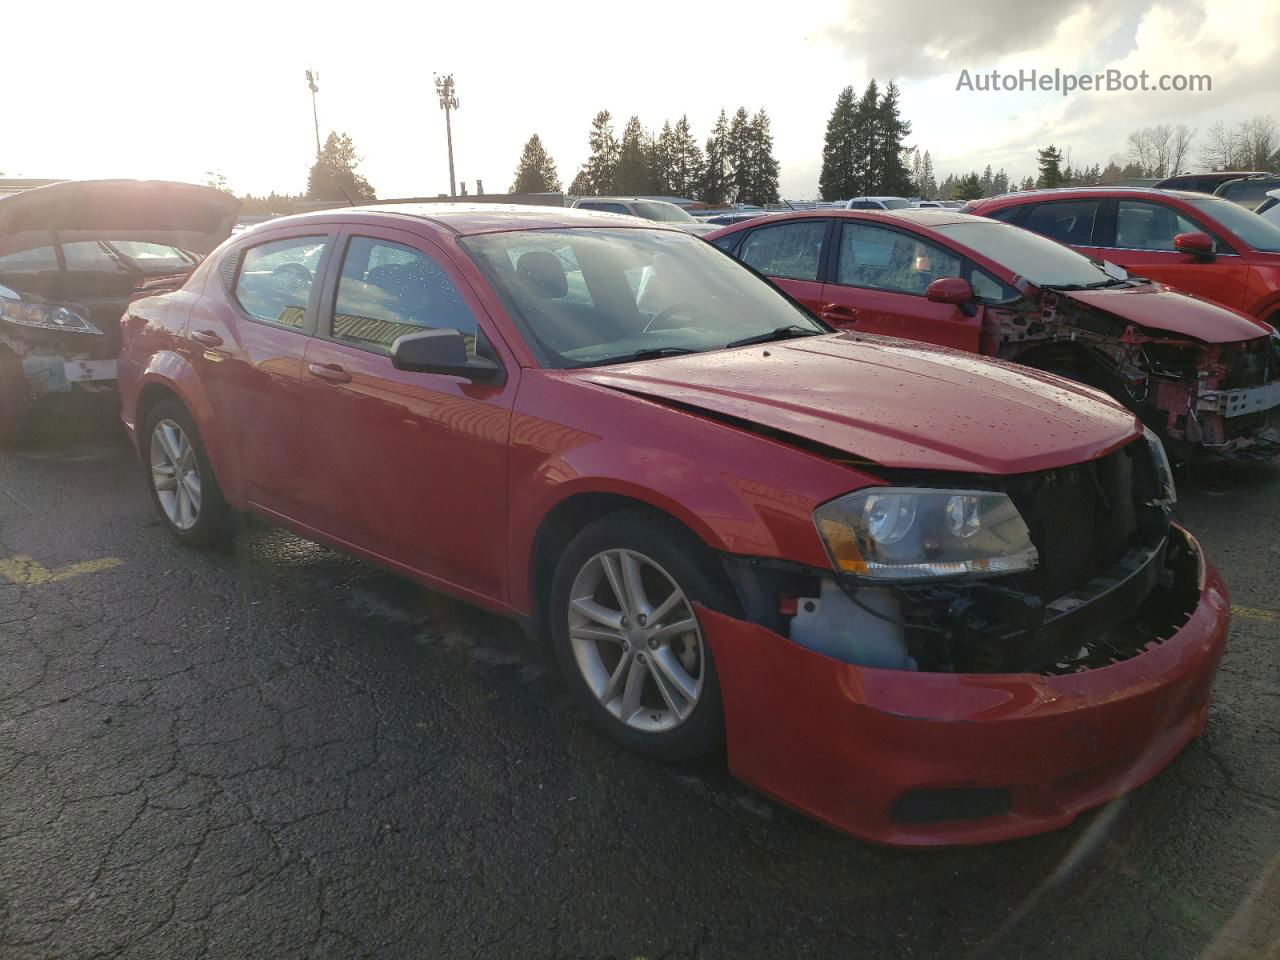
[891,787,1013,824]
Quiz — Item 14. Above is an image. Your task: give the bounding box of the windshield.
[1184,195,1280,252]
[632,201,696,223]
[462,227,825,368]
[880,198,912,210]
[935,221,1118,288]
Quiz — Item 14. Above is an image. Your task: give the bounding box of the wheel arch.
[525,492,727,636]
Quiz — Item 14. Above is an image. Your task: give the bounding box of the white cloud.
[3,0,1276,199]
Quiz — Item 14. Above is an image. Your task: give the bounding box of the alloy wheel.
[567,548,705,733]
[150,419,202,531]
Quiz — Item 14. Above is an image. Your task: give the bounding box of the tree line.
[513,108,781,205]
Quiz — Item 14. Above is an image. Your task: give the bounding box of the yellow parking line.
[1232,605,1277,622]
[0,555,124,586]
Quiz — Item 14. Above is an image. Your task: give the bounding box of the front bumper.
[700,524,1229,847]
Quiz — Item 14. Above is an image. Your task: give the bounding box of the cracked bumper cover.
[698,524,1229,847]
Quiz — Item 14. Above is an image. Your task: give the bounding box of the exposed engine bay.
[983,288,1280,461]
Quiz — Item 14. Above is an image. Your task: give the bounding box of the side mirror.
[390,328,503,382]
[1174,232,1215,259]
[926,277,974,305]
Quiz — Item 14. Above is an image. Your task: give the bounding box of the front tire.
[142,399,232,547]
[549,510,734,762]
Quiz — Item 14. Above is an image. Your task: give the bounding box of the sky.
[4,0,1278,200]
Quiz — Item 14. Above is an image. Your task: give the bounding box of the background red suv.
[965,188,1280,326]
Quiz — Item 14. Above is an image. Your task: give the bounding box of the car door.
[190,228,336,515]
[1099,199,1250,310]
[296,225,518,602]
[819,220,982,352]
[733,218,830,314]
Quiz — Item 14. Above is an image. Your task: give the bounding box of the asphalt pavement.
[1,416,1278,960]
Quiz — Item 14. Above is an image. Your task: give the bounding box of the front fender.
[504,374,874,615]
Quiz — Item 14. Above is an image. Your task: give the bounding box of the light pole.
[305,69,321,159]
[435,74,459,197]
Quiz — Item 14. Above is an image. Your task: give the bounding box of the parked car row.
[708,201,1280,462]
[3,180,1270,848]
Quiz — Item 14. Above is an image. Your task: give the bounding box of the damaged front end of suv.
[0,180,240,444]
[985,284,1280,462]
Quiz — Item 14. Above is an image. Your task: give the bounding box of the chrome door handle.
[307,362,351,384]
[191,329,223,347]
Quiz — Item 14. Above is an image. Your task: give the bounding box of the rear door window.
[233,236,328,329]
[1023,200,1101,245]
[578,202,631,215]
[737,220,827,281]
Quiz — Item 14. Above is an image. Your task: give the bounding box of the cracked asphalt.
[1,416,1278,960]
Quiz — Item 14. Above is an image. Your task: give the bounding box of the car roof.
[240,202,666,237]
[974,186,1211,206]
[712,208,987,231]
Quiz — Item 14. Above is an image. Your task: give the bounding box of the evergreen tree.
[908,148,924,196]
[306,132,376,201]
[615,115,650,194]
[509,134,562,193]
[583,111,619,195]
[1036,145,1066,188]
[568,168,591,196]
[850,80,880,196]
[873,81,912,195]
[990,168,1009,196]
[954,173,984,201]
[921,150,937,197]
[980,165,994,196]
[669,115,704,198]
[700,110,732,205]
[725,107,754,203]
[748,109,781,204]
[819,86,857,201]
[650,121,677,195]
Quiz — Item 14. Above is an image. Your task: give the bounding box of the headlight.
[814,487,1038,581]
[0,287,101,335]
[1142,427,1177,505]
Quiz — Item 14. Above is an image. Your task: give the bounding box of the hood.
[674,221,722,236]
[0,179,241,255]
[574,333,1140,474]
[1062,282,1271,343]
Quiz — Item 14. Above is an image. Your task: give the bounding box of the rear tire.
[549,510,735,762]
[142,399,232,547]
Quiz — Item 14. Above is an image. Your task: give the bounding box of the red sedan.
[708,209,1280,461]
[119,204,1229,846]
[964,187,1280,324]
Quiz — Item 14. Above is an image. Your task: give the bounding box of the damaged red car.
[119,204,1229,846]
[709,209,1280,461]
[0,179,240,444]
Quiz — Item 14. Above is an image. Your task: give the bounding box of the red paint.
[702,525,1229,847]
[968,189,1280,325]
[117,205,1227,846]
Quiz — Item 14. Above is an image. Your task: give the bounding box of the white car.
[845,196,912,211]
[1257,189,1280,226]
[570,197,719,235]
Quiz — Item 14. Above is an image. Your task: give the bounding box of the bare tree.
[1126,125,1176,177]
[1239,115,1277,170]
[1169,125,1196,176]
[1200,121,1240,171]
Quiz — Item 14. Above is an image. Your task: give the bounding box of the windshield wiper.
[584,346,702,367]
[1043,278,1126,291]
[725,324,824,349]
